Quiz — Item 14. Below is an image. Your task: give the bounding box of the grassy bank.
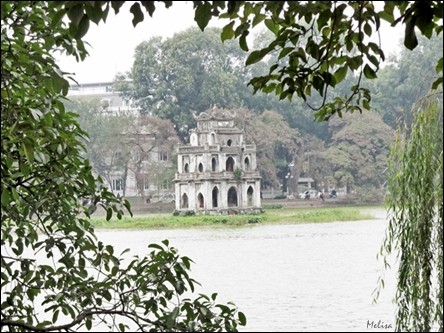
[91,206,378,230]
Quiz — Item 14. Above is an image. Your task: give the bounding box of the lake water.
[97,209,397,332]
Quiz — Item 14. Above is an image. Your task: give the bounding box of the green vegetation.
[2,2,245,332]
[91,207,376,230]
[262,204,283,209]
[380,103,443,332]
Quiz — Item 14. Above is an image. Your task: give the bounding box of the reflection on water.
[97,212,397,332]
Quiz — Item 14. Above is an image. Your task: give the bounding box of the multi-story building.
[68,82,175,199]
[68,81,139,116]
[174,109,261,214]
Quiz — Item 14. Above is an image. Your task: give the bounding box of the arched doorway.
[212,157,218,172]
[197,193,204,208]
[247,186,254,206]
[181,193,189,209]
[227,187,238,207]
[244,157,250,171]
[226,157,235,172]
[212,186,219,208]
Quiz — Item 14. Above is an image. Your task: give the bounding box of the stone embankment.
[125,197,355,215]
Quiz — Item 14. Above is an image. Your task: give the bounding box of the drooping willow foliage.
[383,102,443,332]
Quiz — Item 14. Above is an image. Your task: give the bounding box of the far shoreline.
[91,205,384,230]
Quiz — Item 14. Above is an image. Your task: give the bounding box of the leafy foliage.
[367,34,443,128]
[193,1,443,120]
[65,99,180,196]
[123,27,249,139]
[1,2,245,332]
[233,109,302,190]
[381,102,443,332]
[323,111,394,191]
[65,99,131,190]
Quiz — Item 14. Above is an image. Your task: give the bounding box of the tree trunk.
[288,139,304,196]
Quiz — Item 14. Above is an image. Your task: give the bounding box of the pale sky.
[56,1,404,85]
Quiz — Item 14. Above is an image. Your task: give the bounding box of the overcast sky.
[56,1,404,85]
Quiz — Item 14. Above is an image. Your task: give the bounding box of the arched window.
[184,163,189,173]
[210,132,216,145]
[198,163,204,172]
[227,139,232,146]
[226,157,235,172]
[181,193,189,209]
[247,186,254,206]
[212,187,219,208]
[227,187,238,207]
[244,157,250,171]
[197,193,204,208]
[211,157,217,172]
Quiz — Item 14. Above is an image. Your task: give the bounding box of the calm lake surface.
[97,209,397,332]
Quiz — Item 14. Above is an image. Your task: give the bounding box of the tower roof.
[194,108,236,122]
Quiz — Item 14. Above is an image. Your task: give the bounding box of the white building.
[68,81,140,116]
[68,82,174,199]
[175,109,261,214]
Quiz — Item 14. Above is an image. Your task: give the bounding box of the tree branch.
[1,307,160,332]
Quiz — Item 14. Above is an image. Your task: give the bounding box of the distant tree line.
[105,27,442,197]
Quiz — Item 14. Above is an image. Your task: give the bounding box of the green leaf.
[246,49,268,66]
[148,243,164,250]
[130,2,144,27]
[380,2,395,23]
[367,55,379,67]
[106,244,114,255]
[221,21,235,42]
[252,13,266,27]
[364,23,372,37]
[1,189,11,206]
[238,311,247,326]
[264,19,279,35]
[334,66,348,83]
[111,1,125,14]
[76,14,90,39]
[85,317,92,330]
[348,56,362,71]
[278,47,293,60]
[194,2,212,31]
[317,9,331,30]
[239,31,249,51]
[103,290,112,302]
[262,83,276,93]
[404,17,418,50]
[363,64,377,79]
[415,2,434,39]
[67,5,83,27]
[52,309,59,324]
[106,208,112,221]
[23,141,34,164]
[436,57,443,73]
[140,1,156,17]
[431,77,442,90]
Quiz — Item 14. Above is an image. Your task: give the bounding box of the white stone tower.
[174,109,261,214]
